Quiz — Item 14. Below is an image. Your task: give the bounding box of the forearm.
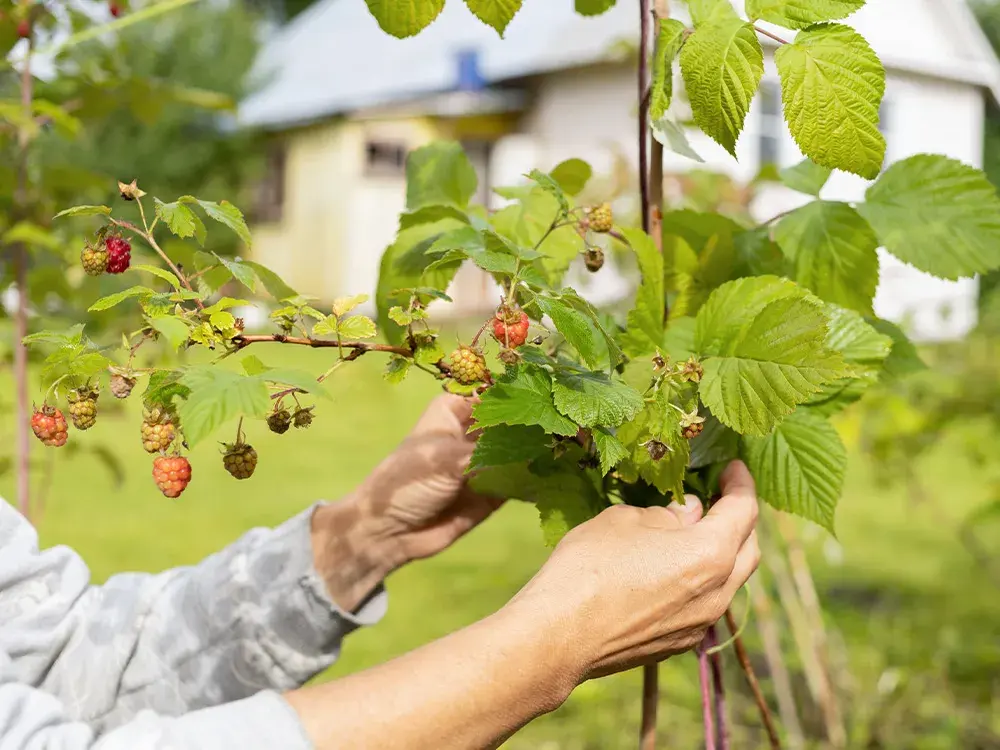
[285,597,580,750]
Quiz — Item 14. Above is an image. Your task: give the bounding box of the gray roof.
[239,0,1000,131]
[239,1,640,129]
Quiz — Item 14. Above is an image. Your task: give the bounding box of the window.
[758,81,782,168]
[253,143,286,224]
[365,140,408,176]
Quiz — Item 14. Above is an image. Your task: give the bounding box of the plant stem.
[707,625,729,750]
[40,0,203,55]
[234,334,411,355]
[12,35,34,520]
[725,609,782,749]
[109,217,204,309]
[699,641,717,750]
[754,25,790,45]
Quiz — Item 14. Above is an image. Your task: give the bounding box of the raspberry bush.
[11,0,1000,747]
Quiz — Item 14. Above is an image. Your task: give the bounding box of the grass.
[4,347,999,748]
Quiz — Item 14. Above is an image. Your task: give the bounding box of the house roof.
[239,0,1000,131]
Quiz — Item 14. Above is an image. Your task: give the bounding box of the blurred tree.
[972,0,1000,304]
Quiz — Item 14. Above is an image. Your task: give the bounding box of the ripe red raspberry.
[222,443,258,480]
[449,345,489,385]
[31,406,68,447]
[152,455,191,498]
[492,310,530,348]
[588,203,613,233]
[67,387,99,430]
[267,409,292,434]
[81,242,109,276]
[141,404,176,453]
[105,236,131,274]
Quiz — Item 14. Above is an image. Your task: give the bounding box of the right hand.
[509,460,760,683]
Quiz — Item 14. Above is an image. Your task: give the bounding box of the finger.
[412,394,476,436]
[722,529,760,596]
[719,460,755,499]
[665,494,705,527]
[699,463,759,547]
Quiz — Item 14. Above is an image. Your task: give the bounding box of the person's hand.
[311,395,502,610]
[507,460,760,683]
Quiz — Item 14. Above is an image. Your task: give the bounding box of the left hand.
[311,395,504,610]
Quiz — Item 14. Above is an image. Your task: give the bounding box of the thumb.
[665,494,704,527]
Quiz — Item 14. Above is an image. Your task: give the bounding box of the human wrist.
[310,493,403,612]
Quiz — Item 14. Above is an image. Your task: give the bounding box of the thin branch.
[725,609,782,749]
[707,625,729,750]
[699,641,717,750]
[12,36,34,520]
[234,334,411,355]
[109,217,204,309]
[754,25,791,45]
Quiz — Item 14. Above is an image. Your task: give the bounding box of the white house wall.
[502,55,988,340]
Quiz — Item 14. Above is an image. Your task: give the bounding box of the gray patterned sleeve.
[0,496,387,739]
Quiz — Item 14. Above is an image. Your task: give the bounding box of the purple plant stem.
[699,638,717,750]
[707,624,729,750]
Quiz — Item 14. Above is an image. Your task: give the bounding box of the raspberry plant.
[11,0,1000,747]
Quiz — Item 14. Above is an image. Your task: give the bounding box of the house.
[238,0,1000,340]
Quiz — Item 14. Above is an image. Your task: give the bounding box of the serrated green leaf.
[53,205,111,219]
[245,261,298,300]
[181,198,251,246]
[143,370,190,410]
[338,315,378,339]
[384,356,412,383]
[154,198,206,245]
[463,0,522,35]
[868,317,925,381]
[559,289,625,369]
[620,227,665,357]
[406,141,477,210]
[213,253,257,292]
[399,204,471,230]
[23,325,85,348]
[742,410,845,533]
[209,310,236,332]
[551,365,644,428]
[364,0,445,37]
[651,18,687,120]
[574,0,615,15]
[773,200,879,314]
[149,316,190,350]
[414,341,445,367]
[469,424,550,471]
[776,23,885,179]
[746,0,865,29]
[592,427,628,476]
[131,264,182,290]
[388,306,414,325]
[695,276,847,435]
[779,158,832,196]
[662,317,698,361]
[856,154,1000,279]
[178,367,271,447]
[258,368,328,398]
[681,18,763,157]
[527,169,569,216]
[473,365,579,436]
[651,117,706,163]
[616,386,690,502]
[242,355,269,376]
[202,297,250,315]
[535,295,604,369]
[687,0,739,24]
[332,293,369,317]
[88,286,155,312]
[549,159,592,196]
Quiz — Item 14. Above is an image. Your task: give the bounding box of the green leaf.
[695,276,847,435]
[364,0,445,37]
[616,387,690,502]
[154,198,206,245]
[535,294,605,369]
[242,355,269,376]
[551,365,644,428]
[662,317,698,361]
[131,264,182,291]
[257,368,328,398]
[190,199,252,246]
[202,297,250,315]
[463,0,522,35]
[143,370,190,410]
[619,227,665,357]
[149,316,190,350]
[53,205,111,219]
[687,0,740,24]
[406,141,478,210]
[650,18,687,120]
[88,286,155,312]
[549,159,592,196]
[742,410,846,533]
[337,315,378,339]
[209,311,236,332]
[868,318,926,380]
[652,117,706,163]
[527,169,569,216]
[331,294,369,317]
[178,367,271,447]
[473,365,579,436]
[213,253,257,292]
[384,356,412,383]
[746,0,865,29]
[574,0,615,15]
[469,425,550,471]
[856,154,1000,279]
[773,201,879,314]
[775,23,885,179]
[680,18,764,157]
[558,289,625,369]
[245,261,298,300]
[592,427,628,476]
[398,204,471,230]
[779,158,832,196]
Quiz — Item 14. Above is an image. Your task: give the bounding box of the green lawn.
[5,348,999,748]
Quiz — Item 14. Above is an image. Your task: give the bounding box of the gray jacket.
[0,497,387,748]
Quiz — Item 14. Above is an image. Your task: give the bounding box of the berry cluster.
[80,235,131,276]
